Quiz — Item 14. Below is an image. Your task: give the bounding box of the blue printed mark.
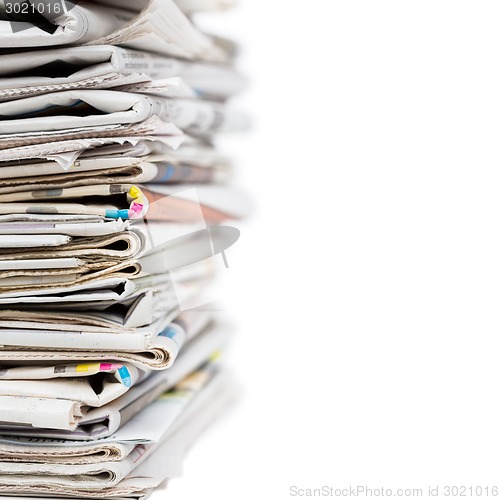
[157,164,175,183]
[105,209,130,220]
[159,326,178,340]
[118,366,132,388]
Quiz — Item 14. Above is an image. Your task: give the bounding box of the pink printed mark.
[99,363,123,371]
[129,203,144,219]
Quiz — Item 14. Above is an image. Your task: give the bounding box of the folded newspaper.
[0,142,231,192]
[0,320,229,438]
[0,0,229,60]
[0,45,245,102]
[0,89,247,151]
[0,0,245,498]
[0,360,235,497]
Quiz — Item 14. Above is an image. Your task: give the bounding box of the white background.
[158,1,500,498]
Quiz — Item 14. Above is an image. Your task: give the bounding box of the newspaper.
[0,90,246,139]
[0,117,183,150]
[0,307,216,371]
[0,147,230,193]
[0,363,223,487]
[0,0,243,496]
[0,307,211,354]
[0,223,237,299]
[0,320,229,438]
[0,136,222,167]
[0,207,240,280]
[0,261,212,305]
[0,257,143,290]
[0,362,150,430]
[0,364,234,499]
[0,361,148,399]
[0,0,227,62]
[0,45,245,102]
[74,374,233,498]
[0,290,175,331]
[0,136,186,164]
[0,183,248,223]
[0,312,213,432]
[0,183,150,219]
[0,361,220,461]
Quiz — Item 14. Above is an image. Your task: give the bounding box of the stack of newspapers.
[0,0,246,498]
